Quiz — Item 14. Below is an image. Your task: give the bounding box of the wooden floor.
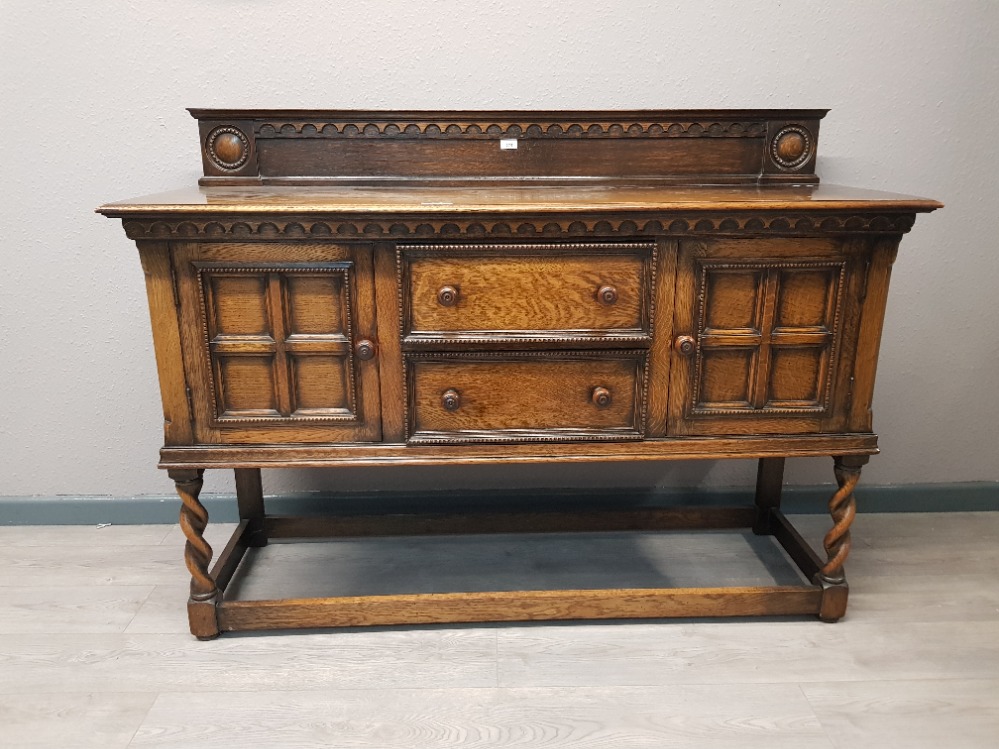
[1,512,997,748]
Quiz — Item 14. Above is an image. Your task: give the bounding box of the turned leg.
[753,457,785,535]
[234,468,268,547]
[169,468,220,639]
[816,455,868,622]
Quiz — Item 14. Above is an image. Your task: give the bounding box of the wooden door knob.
[674,335,696,356]
[437,286,459,307]
[355,339,376,360]
[441,389,461,411]
[591,386,612,408]
[597,285,618,305]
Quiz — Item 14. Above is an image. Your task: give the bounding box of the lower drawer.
[406,351,647,443]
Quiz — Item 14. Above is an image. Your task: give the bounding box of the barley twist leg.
[169,468,219,638]
[813,456,868,622]
[819,457,863,584]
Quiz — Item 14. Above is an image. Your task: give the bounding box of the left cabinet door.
[172,243,382,444]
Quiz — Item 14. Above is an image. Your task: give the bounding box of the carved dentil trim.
[256,120,768,138]
[398,241,656,252]
[407,430,645,445]
[404,334,652,345]
[121,213,917,240]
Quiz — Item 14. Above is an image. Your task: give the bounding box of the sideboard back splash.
[189,108,827,186]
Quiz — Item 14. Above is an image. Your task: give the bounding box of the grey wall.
[1,1,996,499]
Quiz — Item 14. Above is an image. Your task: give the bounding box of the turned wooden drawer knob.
[674,335,696,357]
[441,388,461,411]
[437,286,459,307]
[597,285,618,305]
[591,386,612,408]
[355,339,376,360]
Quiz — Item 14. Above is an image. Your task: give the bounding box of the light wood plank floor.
[0,512,997,748]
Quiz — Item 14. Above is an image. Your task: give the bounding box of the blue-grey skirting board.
[1,483,996,525]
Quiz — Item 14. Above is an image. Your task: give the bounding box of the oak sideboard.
[99,109,940,639]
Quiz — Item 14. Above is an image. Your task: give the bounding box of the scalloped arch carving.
[121,213,916,241]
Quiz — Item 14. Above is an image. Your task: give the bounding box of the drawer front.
[407,352,647,443]
[400,243,654,344]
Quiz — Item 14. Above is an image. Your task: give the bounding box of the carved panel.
[768,346,825,406]
[704,269,765,330]
[291,355,350,412]
[217,356,278,414]
[209,275,270,334]
[195,119,259,179]
[197,264,356,424]
[690,261,844,415]
[286,274,346,334]
[669,238,862,436]
[698,349,757,408]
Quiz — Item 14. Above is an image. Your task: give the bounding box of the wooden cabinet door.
[667,238,866,436]
[173,243,381,444]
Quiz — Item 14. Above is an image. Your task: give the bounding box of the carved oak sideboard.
[99,109,940,638]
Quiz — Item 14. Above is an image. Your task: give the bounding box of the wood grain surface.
[404,248,650,336]
[0,514,996,747]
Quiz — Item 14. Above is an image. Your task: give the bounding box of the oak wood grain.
[136,241,194,446]
[403,245,651,337]
[847,237,900,432]
[218,587,823,631]
[98,183,941,216]
[407,352,645,440]
[158,433,880,468]
[373,241,406,441]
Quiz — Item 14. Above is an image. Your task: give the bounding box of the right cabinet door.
[668,237,867,436]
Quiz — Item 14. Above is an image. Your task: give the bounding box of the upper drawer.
[398,243,655,345]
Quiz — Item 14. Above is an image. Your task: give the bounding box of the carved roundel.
[770,125,812,169]
[206,126,250,170]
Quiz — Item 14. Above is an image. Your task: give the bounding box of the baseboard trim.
[1,482,996,525]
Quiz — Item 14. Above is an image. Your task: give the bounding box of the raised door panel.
[173,243,381,444]
[667,238,865,436]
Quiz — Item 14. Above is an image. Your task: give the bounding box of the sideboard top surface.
[98,184,941,217]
